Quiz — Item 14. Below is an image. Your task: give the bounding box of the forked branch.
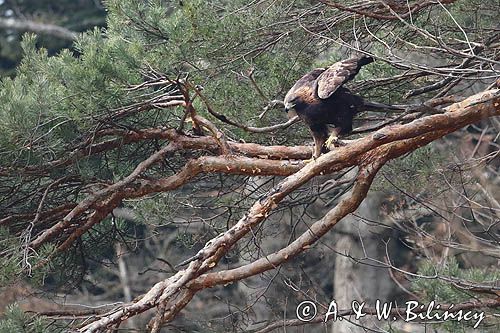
[79,89,499,332]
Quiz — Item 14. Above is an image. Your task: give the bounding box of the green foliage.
[0,227,55,288]
[132,192,179,226]
[0,228,20,287]
[411,257,500,332]
[415,258,500,301]
[0,303,60,333]
[105,0,317,140]
[0,2,497,323]
[0,0,319,175]
[0,0,451,290]
[0,0,106,76]
[373,145,445,194]
[0,0,325,283]
[0,31,143,167]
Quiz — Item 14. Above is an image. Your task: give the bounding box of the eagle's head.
[281,95,297,119]
[283,97,299,119]
[283,86,316,114]
[283,67,324,116]
[283,95,299,112]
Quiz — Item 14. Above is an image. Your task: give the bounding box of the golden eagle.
[284,55,391,158]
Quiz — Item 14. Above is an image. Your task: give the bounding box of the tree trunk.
[332,193,394,332]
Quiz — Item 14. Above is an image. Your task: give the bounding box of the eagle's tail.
[357,55,374,67]
[362,101,406,111]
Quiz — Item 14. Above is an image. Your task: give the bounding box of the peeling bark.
[78,90,500,332]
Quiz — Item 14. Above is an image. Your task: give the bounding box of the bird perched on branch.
[284,55,399,159]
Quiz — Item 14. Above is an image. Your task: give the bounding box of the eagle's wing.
[315,55,374,99]
[284,68,325,105]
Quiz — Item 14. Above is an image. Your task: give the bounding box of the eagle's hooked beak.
[284,101,298,119]
[284,101,296,112]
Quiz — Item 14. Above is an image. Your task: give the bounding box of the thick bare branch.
[79,89,499,332]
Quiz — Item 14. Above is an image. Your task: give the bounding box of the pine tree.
[0,1,498,331]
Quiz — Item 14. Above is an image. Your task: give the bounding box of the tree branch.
[79,89,499,332]
[0,17,77,41]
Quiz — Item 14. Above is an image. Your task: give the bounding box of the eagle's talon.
[325,135,339,148]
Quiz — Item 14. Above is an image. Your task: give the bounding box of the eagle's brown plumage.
[284,55,375,158]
